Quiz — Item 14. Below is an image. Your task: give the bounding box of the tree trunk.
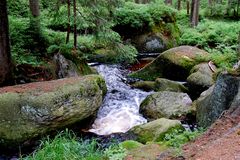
[0,0,12,86]
[177,0,181,10]
[190,0,200,27]
[187,0,190,15]
[226,0,232,15]
[29,0,40,30]
[66,0,71,44]
[29,0,40,17]
[73,0,77,49]
[165,0,173,5]
[208,0,212,6]
[238,32,240,57]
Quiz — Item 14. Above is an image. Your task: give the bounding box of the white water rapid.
[89,65,152,135]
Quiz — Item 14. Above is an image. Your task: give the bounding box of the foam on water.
[89,65,152,135]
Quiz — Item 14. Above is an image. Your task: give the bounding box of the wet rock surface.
[0,75,106,147]
[140,91,193,120]
[129,46,208,81]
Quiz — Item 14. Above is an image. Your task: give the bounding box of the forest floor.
[182,112,240,160]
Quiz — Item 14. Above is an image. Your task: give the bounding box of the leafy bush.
[204,4,226,18]
[196,45,238,68]
[23,130,127,160]
[7,0,29,17]
[104,144,127,160]
[23,130,104,160]
[114,1,177,29]
[162,128,204,148]
[180,28,207,47]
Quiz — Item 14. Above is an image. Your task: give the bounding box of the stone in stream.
[0,75,107,147]
[140,91,193,120]
[129,46,208,81]
[130,118,184,143]
[131,78,188,93]
[187,62,216,99]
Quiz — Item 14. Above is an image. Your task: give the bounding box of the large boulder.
[155,78,188,92]
[124,143,168,160]
[140,91,193,120]
[130,33,174,53]
[130,118,183,143]
[196,73,239,128]
[131,78,188,92]
[0,75,107,147]
[131,81,156,92]
[129,46,208,81]
[187,62,216,99]
[187,62,216,88]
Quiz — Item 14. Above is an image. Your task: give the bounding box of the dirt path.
[182,113,240,160]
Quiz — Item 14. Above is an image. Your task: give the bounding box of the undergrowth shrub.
[162,128,204,148]
[114,1,177,29]
[23,130,127,160]
[7,0,29,17]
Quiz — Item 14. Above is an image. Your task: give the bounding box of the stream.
[89,64,153,135]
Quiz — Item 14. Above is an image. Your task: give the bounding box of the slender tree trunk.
[0,0,12,86]
[190,0,200,27]
[29,0,40,30]
[208,0,212,5]
[227,0,232,15]
[165,0,173,5]
[237,0,240,17]
[73,0,77,49]
[238,32,240,57]
[177,0,181,10]
[29,0,40,17]
[187,0,190,15]
[66,0,71,44]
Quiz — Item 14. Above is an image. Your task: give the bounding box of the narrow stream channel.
[89,64,153,135]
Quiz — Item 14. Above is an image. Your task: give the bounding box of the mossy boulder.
[124,143,168,160]
[187,63,216,87]
[140,91,193,120]
[155,78,188,92]
[120,140,144,151]
[131,81,156,91]
[0,75,107,147]
[196,73,239,128]
[129,46,208,81]
[130,118,184,143]
[131,78,188,93]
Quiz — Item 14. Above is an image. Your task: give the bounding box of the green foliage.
[104,144,127,160]
[162,128,204,148]
[23,130,104,160]
[196,45,238,68]
[7,0,29,17]
[9,16,46,66]
[178,15,239,69]
[120,140,143,150]
[204,4,227,18]
[114,1,176,29]
[180,28,207,47]
[23,130,127,160]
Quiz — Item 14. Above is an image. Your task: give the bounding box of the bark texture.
[0,0,12,86]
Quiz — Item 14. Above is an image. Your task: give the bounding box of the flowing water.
[89,65,152,135]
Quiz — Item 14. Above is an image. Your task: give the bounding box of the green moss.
[131,118,184,144]
[131,81,155,91]
[120,140,144,151]
[0,75,106,147]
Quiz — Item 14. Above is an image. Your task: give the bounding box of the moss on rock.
[140,91,193,120]
[120,140,144,151]
[0,75,107,147]
[130,118,184,143]
[129,46,208,81]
